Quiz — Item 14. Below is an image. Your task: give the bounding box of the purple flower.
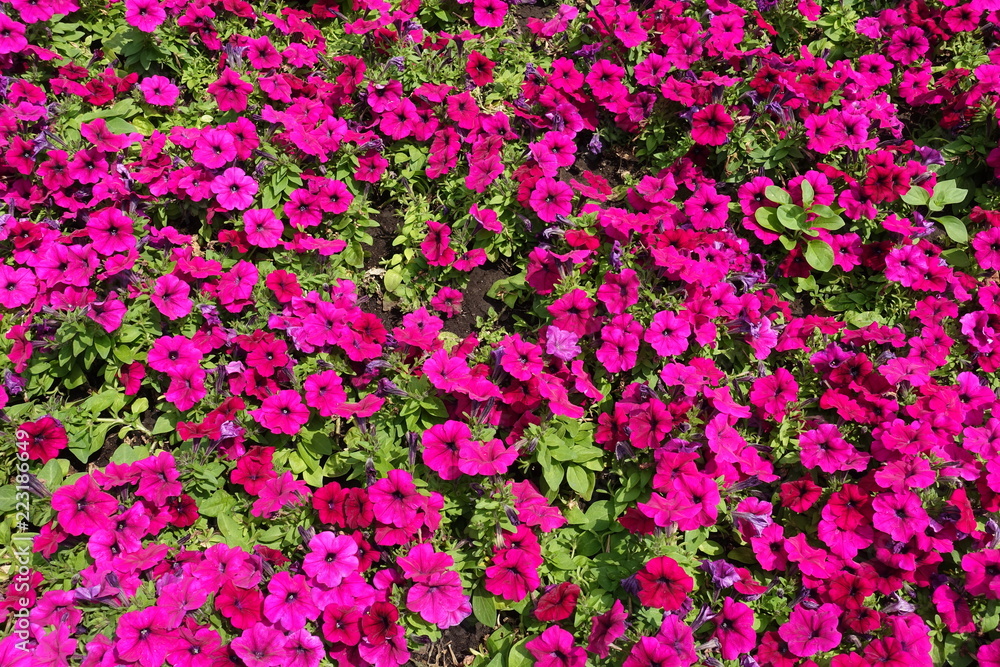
[699,560,741,589]
[545,326,581,362]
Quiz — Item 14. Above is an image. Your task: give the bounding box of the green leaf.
[507,639,532,667]
[0,486,16,513]
[936,215,968,244]
[152,414,174,435]
[200,491,236,518]
[566,466,595,501]
[472,589,498,627]
[942,248,971,267]
[217,514,249,549]
[804,239,834,272]
[778,235,797,251]
[753,207,780,232]
[764,186,791,205]
[540,459,563,497]
[776,204,807,230]
[800,179,814,207]
[110,443,151,465]
[384,269,403,293]
[901,185,931,207]
[931,179,968,210]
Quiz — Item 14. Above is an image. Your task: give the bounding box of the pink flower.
[139,75,179,105]
[529,177,574,222]
[872,491,930,541]
[51,475,117,536]
[368,470,422,528]
[252,472,309,518]
[304,532,359,587]
[0,265,36,309]
[115,608,171,666]
[152,274,192,320]
[691,104,735,146]
[458,438,519,476]
[484,548,540,601]
[635,556,692,610]
[264,572,320,631]
[430,287,464,317]
[164,364,206,411]
[124,0,166,31]
[212,168,258,210]
[148,335,203,373]
[714,597,756,660]
[0,14,28,54]
[644,311,690,357]
[422,421,471,481]
[231,623,286,667]
[243,209,283,247]
[284,630,324,667]
[587,600,628,658]
[87,207,135,255]
[406,570,470,628]
[251,390,310,435]
[208,68,253,112]
[472,0,507,27]
[596,269,640,314]
[86,292,127,332]
[527,626,586,667]
[779,603,842,657]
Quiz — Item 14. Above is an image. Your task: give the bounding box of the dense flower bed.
[4,0,1000,665]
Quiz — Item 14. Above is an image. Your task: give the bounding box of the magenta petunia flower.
[250,390,310,435]
[458,438,519,476]
[690,104,735,146]
[264,571,320,632]
[534,582,581,622]
[303,532,359,587]
[87,207,135,255]
[368,469,422,528]
[714,597,756,660]
[152,274,192,320]
[51,475,118,536]
[139,75,179,105]
[124,0,166,32]
[779,603,843,657]
[283,630,324,667]
[0,264,37,309]
[406,570,470,628]
[231,623,286,667]
[115,607,171,666]
[472,0,507,26]
[635,556,693,611]
[526,626,585,667]
[872,490,930,541]
[529,177,574,222]
[421,420,471,481]
[147,335,203,373]
[587,600,628,658]
[212,167,258,211]
[0,14,29,54]
[484,548,541,601]
[208,68,253,112]
[18,416,67,464]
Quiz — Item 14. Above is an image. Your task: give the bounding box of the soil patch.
[410,622,490,667]
[512,2,554,37]
[442,262,516,338]
[362,209,404,331]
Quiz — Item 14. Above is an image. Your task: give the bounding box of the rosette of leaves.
[753,182,845,272]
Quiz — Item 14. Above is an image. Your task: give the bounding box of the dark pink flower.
[779,603,842,657]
